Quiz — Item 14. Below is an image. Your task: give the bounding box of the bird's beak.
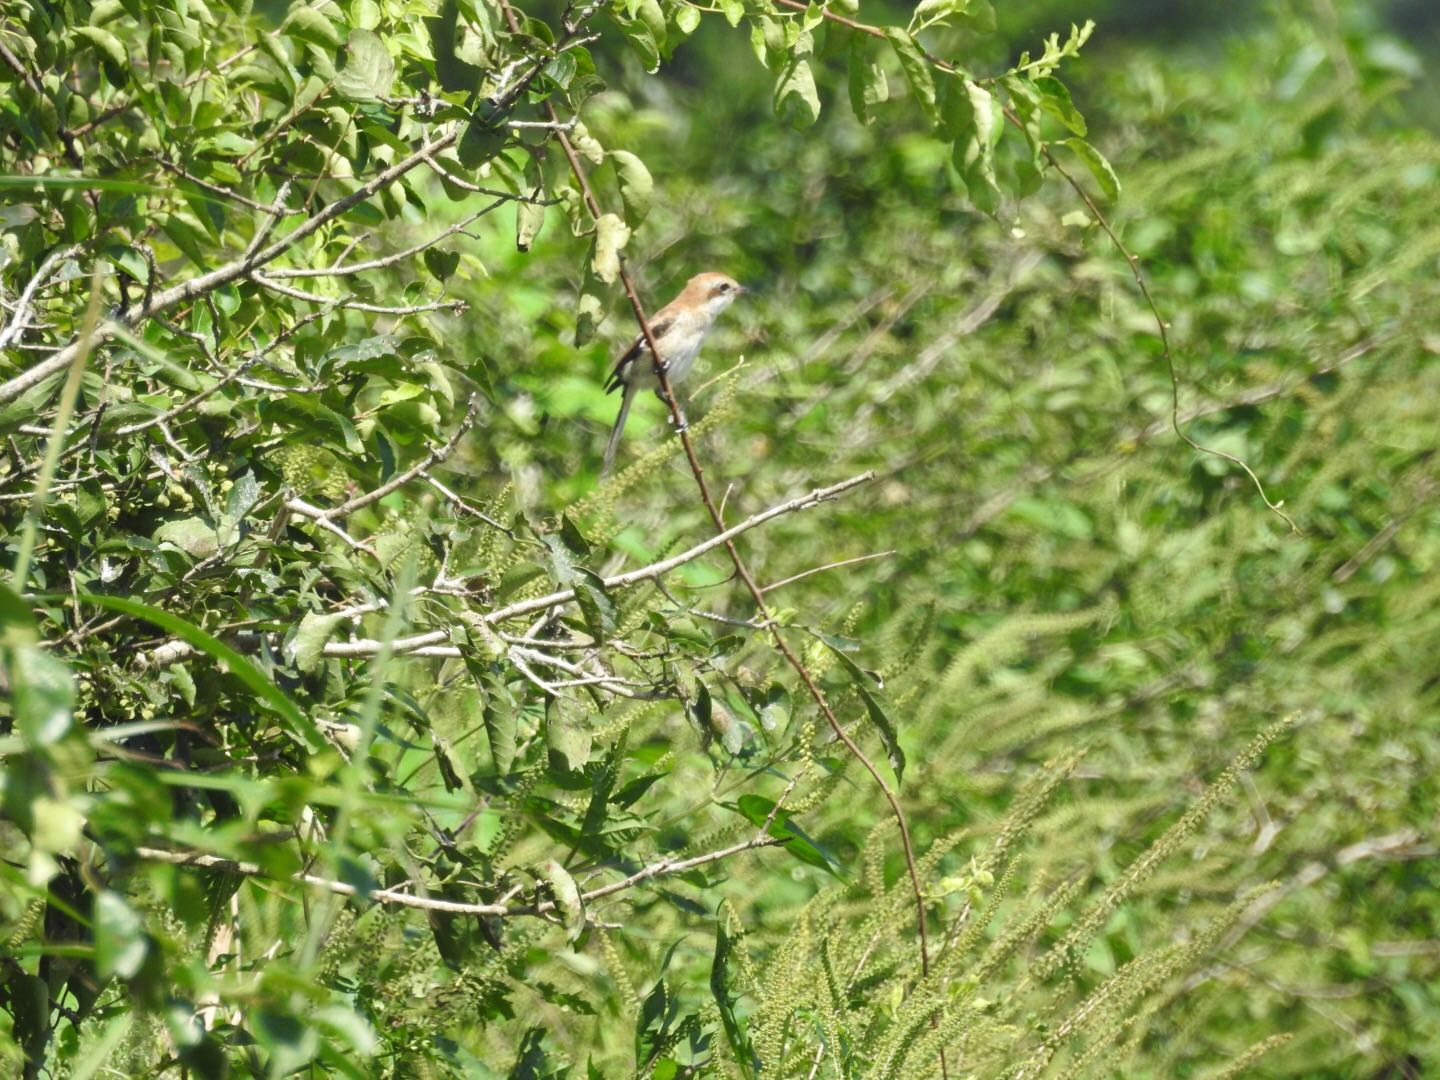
[737,283,751,295]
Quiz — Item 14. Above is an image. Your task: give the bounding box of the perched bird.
[601,271,746,474]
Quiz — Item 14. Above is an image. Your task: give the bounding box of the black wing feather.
[603,316,675,394]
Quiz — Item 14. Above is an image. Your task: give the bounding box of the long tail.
[601,382,639,476]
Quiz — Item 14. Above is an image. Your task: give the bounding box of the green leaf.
[153,517,220,559]
[1059,137,1121,201]
[335,29,394,102]
[458,119,507,169]
[823,642,906,785]
[951,77,1001,215]
[575,282,606,346]
[541,859,585,942]
[72,26,128,70]
[611,150,654,226]
[1034,75,1087,136]
[289,612,344,673]
[424,248,461,281]
[546,695,591,774]
[957,0,995,31]
[618,20,660,73]
[78,593,324,751]
[675,5,701,34]
[774,58,821,129]
[11,646,75,747]
[884,28,939,125]
[733,794,841,877]
[848,39,889,125]
[282,5,343,49]
[94,890,147,980]
[0,582,37,646]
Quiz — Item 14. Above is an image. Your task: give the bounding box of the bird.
[601,271,746,474]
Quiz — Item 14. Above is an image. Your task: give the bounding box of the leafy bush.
[1,0,1436,1076]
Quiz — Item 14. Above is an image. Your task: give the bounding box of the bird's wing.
[604,315,675,394]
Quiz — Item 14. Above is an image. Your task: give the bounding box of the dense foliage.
[1,0,1436,1076]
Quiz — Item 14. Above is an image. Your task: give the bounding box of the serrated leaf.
[335,29,394,102]
[1059,137,1120,201]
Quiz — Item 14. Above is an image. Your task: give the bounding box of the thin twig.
[0,245,83,350]
[264,201,506,278]
[316,395,481,520]
[760,550,896,595]
[131,834,783,917]
[250,274,466,316]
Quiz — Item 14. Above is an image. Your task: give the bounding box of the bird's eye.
[716,283,731,294]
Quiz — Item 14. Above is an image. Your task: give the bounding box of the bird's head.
[681,271,747,319]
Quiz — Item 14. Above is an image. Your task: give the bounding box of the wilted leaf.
[591,214,630,283]
[611,150,653,225]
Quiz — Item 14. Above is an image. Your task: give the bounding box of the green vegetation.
[1,0,1436,1076]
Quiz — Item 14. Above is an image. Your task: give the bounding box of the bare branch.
[264,201,506,279]
[131,834,783,917]
[760,550,896,595]
[320,472,874,657]
[250,274,466,315]
[0,245,83,350]
[316,394,482,521]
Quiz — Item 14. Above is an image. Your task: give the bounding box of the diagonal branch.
[494,0,935,1001]
[132,834,784,917]
[316,394,482,521]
